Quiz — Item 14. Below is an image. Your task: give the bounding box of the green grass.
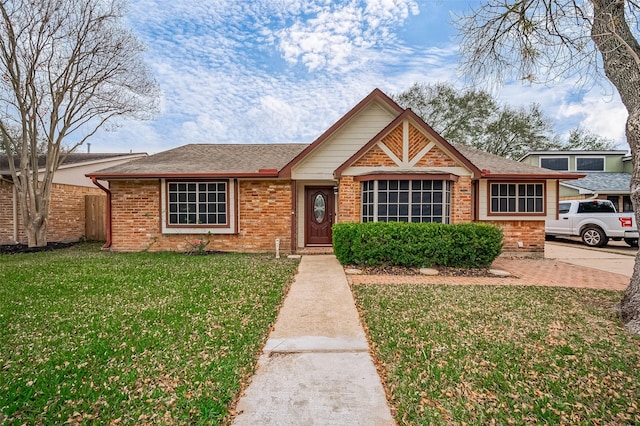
[0,243,299,424]
[353,284,640,425]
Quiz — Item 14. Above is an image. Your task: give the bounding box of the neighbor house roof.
[88,144,309,179]
[0,152,145,174]
[561,172,631,194]
[454,144,584,180]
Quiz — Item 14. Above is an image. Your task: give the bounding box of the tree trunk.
[590,0,640,332]
[621,109,640,333]
[15,179,50,248]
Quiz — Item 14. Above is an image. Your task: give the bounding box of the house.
[0,152,147,244]
[87,89,581,256]
[519,150,632,212]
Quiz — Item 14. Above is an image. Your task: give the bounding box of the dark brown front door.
[305,187,334,246]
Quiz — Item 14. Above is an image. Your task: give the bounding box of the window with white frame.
[540,157,569,171]
[361,180,451,223]
[167,182,227,226]
[490,183,544,214]
[576,157,605,171]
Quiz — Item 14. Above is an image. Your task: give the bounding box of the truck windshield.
[577,200,617,213]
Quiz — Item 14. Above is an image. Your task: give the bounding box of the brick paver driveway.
[348,242,633,291]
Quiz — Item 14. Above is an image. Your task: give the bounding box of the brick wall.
[451,177,473,224]
[337,176,360,223]
[109,179,293,253]
[0,180,16,243]
[353,145,397,167]
[481,220,545,256]
[0,181,103,244]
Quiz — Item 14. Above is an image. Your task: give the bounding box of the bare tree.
[456,0,640,333]
[0,0,159,247]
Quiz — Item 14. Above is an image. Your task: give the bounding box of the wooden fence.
[85,195,106,241]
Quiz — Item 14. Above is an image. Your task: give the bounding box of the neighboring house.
[519,150,632,212]
[0,152,147,244]
[88,89,581,256]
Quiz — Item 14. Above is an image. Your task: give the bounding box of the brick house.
[88,89,580,256]
[1,152,146,244]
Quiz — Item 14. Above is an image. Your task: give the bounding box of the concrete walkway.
[232,255,395,426]
[545,242,636,277]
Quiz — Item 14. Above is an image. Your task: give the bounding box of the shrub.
[332,222,503,268]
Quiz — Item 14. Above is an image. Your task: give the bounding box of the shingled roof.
[88,144,310,178]
[453,144,582,179]
[87,142,578,180]
[562,172,631,193]
[0,152,143,174]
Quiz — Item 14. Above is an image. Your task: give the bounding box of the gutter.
[90,177,112,249]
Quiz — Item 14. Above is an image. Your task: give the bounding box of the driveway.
[545,241,636,278]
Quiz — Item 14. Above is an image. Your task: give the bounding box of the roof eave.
[86,171,281,180]
[480,172,586,180]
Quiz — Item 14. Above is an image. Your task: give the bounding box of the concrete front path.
[232,255,395,426]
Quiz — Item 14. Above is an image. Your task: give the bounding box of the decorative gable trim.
[334,109,482,178]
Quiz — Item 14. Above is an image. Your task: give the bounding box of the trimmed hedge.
[333,222,503,268]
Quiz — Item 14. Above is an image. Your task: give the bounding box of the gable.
[336,116,477,178]
[287,99,401,180]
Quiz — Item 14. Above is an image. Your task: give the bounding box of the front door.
[305,187,334,246]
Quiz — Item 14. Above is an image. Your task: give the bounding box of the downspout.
[91,177,112,249]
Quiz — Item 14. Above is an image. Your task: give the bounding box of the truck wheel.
[581,227,608,247]
[624,238,639,247]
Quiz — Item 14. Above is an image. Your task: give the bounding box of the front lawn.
[353,284,640,425]
[0,244,299,424]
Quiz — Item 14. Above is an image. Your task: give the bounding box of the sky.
[87,0,629,154]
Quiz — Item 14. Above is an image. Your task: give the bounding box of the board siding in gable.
[291,101,399,180]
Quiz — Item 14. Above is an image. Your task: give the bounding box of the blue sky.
[88,0,628,154]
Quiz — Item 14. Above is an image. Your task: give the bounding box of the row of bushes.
[333,222,503,268]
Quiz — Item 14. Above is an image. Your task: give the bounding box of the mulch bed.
[349,265,493,277]
[0,242,76,254]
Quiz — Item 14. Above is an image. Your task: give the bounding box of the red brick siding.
[109,179,293,253]
[451,177,473,224]
[0,181,102,244]
[481,220,545,254]
[415,145,458,167]
[337,177,360,223]
[0,180,17,243]
[380,126,403,160]
[407,124,429,161]
[353,144,397,167]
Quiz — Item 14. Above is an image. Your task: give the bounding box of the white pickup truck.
[546,199,639,247]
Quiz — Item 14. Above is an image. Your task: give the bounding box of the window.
[540,157,569,171]
[577,200,616,213]
[361,180,451,223]
[558,202,571,214]
[167,182,227,226]
[490,183,544,214]
[576,157,605,172]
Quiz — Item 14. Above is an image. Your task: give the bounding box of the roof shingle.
[89,144,309,177]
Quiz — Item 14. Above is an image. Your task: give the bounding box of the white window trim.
[160,178,237,234]
[539,156,569,171]
[575,155,605,172]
